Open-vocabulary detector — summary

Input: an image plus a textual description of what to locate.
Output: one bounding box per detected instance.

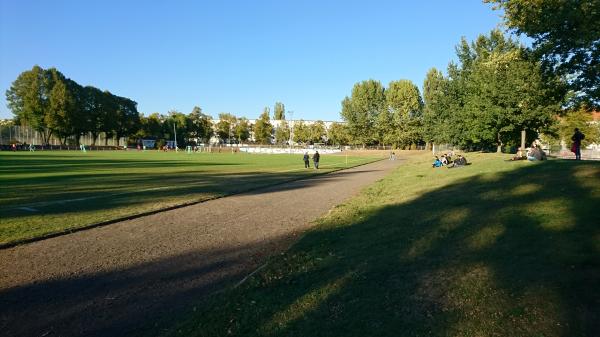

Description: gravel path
[0,159,400,337]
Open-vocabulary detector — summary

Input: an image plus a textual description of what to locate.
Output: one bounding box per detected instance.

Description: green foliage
[486,0,600,106]
[189,107,213,143]
[216,113,237,143]
[557,108,600,147]
[444,30,563,150]
[6,66,141,145]
[274,102,285,120]
[254,110,273,144]
[309,120,326,144]
[423,68,451,144]
[327,122,350,146]
[292,120,310,144]
[340,80,385,146]
[274,120,290,144]
[234,117,251,142]
[386,80,424,148]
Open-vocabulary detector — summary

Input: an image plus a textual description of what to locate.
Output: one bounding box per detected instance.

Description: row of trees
[340,0,599,150]
[135,106,350,147]
[6,66,139,146]
[341,24,598,150]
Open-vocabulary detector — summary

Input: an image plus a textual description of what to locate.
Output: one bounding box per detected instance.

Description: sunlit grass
[0,150,380,245]
[163,152,600,337]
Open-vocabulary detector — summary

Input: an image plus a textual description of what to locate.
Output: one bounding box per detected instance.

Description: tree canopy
[486,0,600,106]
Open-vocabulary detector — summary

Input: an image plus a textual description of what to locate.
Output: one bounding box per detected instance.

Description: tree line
[6,65,140,146]
[5,68,348,148]
[135,106,350,148]
[341,0,599,151]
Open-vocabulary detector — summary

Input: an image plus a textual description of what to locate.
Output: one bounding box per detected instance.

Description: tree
[113,95,140,146]
[557,108,600,148]
[216,113,237,143]
[444,30,563,151]
[253,110,273,144]
[340,79,385,146]
[274,102,285,120]
[100,91,119,145]
[235,117,251,142]
[188,106,213,143]
[274,120,290,144]
[6,66,53,143]
[423,68,451,146]
[309,120,326,144]
[327,122,350,146]
[82,86,108,145]
[486,0,600,106]
[386,80,424,148]
[46,70,78,144]
[292,120,310,144]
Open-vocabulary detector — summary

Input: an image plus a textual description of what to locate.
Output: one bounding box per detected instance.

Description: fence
[0,125,127,148]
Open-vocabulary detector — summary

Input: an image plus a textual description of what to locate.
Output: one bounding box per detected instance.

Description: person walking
[313,151,320,169]
[571,128,585,160]
[303,152,310,168]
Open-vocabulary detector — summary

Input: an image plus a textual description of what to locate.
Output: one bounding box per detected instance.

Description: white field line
[3,159,373,212]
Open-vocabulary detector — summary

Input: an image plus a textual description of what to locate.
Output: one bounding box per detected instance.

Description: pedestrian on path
[303,152,310,168]
[313,151,320,169]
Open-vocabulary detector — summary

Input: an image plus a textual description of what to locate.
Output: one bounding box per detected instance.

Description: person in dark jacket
[303,152,310,168]
[571,128,585,160]
[313,151,320,169]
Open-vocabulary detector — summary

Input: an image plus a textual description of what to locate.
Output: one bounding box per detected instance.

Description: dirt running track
[0,159,400,337]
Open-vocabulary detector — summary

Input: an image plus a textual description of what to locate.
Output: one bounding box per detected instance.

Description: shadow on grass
[169,160,600,337]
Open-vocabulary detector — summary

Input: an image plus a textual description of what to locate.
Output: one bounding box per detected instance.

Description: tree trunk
[496,133,503,153]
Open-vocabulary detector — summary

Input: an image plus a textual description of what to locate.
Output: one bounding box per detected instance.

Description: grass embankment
[165,153,600,337]
[0,151,379,245]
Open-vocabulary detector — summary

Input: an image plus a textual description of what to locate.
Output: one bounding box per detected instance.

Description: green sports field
[0,150,380,246]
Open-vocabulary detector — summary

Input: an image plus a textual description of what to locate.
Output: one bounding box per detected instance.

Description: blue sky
[0,0,505,121]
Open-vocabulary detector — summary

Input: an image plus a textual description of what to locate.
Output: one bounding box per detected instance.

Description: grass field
[163,153,600,337]
[0,150,380,245]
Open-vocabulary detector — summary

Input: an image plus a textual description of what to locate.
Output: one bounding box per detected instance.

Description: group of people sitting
[432,152,468,168]
[510,143,547,161]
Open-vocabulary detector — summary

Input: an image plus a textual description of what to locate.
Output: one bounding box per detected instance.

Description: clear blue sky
[0,0,505,121]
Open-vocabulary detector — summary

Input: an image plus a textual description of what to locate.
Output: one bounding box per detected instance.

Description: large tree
[216,113,237,143]
[45,70,78,144]
[6,66,54,143]
[309,120,326,144]
[386,80,424,148]
[235,117,251,143]
[423,68,452,146]
[292,120,310,144]
[447,30,563,151]
[327,122,350,146]
[253,110,273,144]
[340,79,385,146]
[486,0,600,106]
[188,106,213,143]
